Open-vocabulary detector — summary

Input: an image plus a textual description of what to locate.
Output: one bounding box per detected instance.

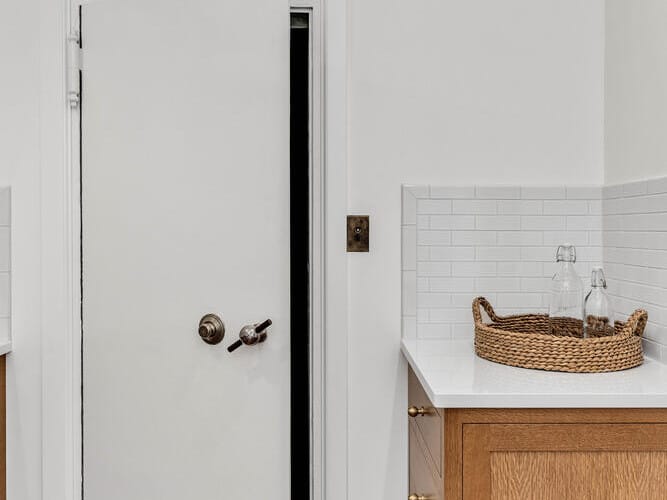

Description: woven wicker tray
[472,297,648,373]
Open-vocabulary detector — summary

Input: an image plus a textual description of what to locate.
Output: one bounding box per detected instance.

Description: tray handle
[472,296,501,325]
[618,309,648,338]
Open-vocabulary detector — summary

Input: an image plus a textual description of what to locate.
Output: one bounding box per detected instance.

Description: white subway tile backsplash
[417,199,453,214]
[451,323,474,339]
[495,293,544,309]
[452,200,497,214]
[497,231,543,246]
[417,246,429,261]
[543,200,589,215]
[451,262,497,277]
[567,186,601,200]
[429,308,472,323]
[475,277,521,292]
[430,186,475,199]
[430,246,475,261]
[430,277,475,292]
[476,215,521,230]
[646,177,667,195]
[497,261,542,277]
[643,339,662,361]
[520,277,552,292]
[497,200,543,215]
[403,179,667,363]
[418,323,450,339]
[404,185,429,199]
[521,186,566,200]
[520,246,554,262]
[602,176,667,360]
[521,215,566,230]
[417,261,451,277]
[475,186,521,199]
[430,215,475,230]
[588,200,602,215]
[403,184,601,354]
[602,184,624,199]
[402,316,417,340]
[451,292,494,307]
[542,230,589,246]
[604,231,667,250]
[0,188,10,345]
[451,231,496,246]
[588,231,603,246]
[417,293,451,308]
[418,230,451,246]
[622,180,648,197]
[566,215,602,230]
[402,188,417,225]
[477,246,522,262]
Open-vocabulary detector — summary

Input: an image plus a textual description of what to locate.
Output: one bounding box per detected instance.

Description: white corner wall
[0,0,43,498]
[0,1,610,499]
[348,1,604,498]
[605,0,667,184]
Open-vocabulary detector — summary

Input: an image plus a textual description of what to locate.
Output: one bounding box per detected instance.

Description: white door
[81,1,291,498]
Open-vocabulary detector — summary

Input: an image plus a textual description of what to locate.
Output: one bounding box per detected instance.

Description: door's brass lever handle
[408,494,429,500]
[227,319,272,352]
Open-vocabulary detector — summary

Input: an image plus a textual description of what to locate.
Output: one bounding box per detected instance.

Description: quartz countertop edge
[402,338,667,408]
[0,341,11,356]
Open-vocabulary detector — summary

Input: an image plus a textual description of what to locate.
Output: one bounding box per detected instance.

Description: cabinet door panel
[463,423,667,499]
[408,367,443,475]
[409,424,442,500]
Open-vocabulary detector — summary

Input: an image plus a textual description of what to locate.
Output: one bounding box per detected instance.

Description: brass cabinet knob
[407,406,431,418]
[408,494,428,500]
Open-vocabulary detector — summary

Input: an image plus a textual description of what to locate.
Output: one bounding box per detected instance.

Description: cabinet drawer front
[408,367,442,475]
[410,423,442,500]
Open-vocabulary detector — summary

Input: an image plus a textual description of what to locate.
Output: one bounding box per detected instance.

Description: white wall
[0,1,609,499]
[348,1,604,498]
[605,1,667,185]
[0,0,43,498]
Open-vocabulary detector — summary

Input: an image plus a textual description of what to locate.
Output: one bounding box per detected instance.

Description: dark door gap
[290,12,310,500]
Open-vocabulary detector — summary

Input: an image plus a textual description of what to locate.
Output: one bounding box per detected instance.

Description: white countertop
[402,338,667,408]
[0,341,11,356]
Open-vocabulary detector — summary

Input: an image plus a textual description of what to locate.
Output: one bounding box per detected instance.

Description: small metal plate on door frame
[347,215,369,252]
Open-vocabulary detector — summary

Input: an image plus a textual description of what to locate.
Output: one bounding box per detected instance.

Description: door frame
[40,0,349,499]
[289,3,324,498]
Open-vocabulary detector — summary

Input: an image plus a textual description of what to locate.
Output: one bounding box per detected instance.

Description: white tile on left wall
[0,187,10,345]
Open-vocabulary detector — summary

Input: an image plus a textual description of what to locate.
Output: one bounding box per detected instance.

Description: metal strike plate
[347,215,369,252]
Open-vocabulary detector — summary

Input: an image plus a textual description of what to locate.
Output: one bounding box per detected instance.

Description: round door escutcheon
[198,314,225,345]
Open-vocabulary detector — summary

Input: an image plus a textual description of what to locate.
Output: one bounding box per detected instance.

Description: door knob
[407,406,432,418]
[227,319,272,352]
[198,314,225,345]
[408,495,428,500]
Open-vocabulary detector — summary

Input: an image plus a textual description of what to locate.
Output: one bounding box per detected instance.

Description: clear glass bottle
[584,267,614,338]
[548,244,584,336]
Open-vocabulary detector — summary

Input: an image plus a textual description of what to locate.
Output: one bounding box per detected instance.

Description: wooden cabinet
[408,366,667,500]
